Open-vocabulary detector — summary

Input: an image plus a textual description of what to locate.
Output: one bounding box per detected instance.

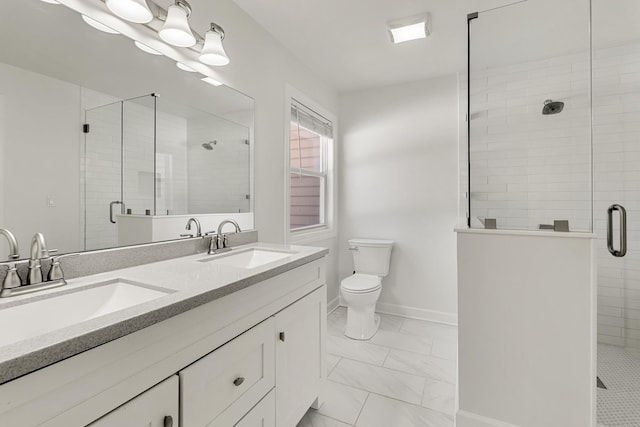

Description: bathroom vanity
[0,243,327,427]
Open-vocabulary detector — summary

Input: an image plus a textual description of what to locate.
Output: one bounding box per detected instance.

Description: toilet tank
[349,238,394,277]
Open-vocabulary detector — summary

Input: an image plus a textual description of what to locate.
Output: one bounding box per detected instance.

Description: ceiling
[233,0,640,92]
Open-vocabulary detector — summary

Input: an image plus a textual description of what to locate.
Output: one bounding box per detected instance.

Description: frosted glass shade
[199,30,229,66]
[82,15,119,34]
[106,0,153,24]
[159,5,196,47]
[176,62,196,72]
[134,41,162,55]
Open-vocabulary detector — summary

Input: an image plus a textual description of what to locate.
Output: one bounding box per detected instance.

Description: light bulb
[199,25,229,66]
[105,0,153,24]
[159,4,196,47]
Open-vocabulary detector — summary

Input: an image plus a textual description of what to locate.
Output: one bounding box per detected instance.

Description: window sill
[288,226,337,244]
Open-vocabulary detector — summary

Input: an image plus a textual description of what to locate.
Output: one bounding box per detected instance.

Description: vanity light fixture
[199,23,229,66]
[176,62,196,72]
[201,76,222,87]
[159,0,196,47]
[388,13,431,44]
[105,0,153,24]
[82,15,120,34]
[134,40,162,55]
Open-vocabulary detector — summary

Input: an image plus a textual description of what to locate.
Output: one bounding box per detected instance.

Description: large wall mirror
[0,0,254,261]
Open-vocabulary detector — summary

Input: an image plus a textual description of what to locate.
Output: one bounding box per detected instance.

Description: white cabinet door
[275,287,326,427]
[235,390,275,427]
[89,376,179,427]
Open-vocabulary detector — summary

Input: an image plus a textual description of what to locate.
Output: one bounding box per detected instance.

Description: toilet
[341,238,393,340]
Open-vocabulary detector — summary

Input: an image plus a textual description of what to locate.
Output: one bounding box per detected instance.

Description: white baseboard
[327,296,340,314]
[456,410,520,427]
[375,301,458,326]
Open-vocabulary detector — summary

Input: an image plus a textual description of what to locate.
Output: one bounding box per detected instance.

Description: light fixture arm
[210,22,225,40]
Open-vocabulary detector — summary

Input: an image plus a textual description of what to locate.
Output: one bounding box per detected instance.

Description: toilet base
[344,307,380,340]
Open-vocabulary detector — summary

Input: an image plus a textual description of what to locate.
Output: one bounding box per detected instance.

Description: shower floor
[598,343,640,427]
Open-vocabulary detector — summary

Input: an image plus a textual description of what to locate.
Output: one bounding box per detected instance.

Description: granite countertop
[0,243,328,385]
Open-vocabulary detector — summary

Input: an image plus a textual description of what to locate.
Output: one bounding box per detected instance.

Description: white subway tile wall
[468,50,591,231]
[186,115,251,214]
[463,40,640,349]
[593,42,640,350]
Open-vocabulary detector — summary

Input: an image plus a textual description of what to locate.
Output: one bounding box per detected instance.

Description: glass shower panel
[84,101,122,251]
[592,2,640,424]
[122,95,156,216]
[468,0,592,231]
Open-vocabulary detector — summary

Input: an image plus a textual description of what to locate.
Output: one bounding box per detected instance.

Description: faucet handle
[204,231,217,236]
[2,263,22,290]
[47,253,79,282]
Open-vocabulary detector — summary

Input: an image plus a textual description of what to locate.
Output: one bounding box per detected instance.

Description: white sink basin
[0,279,172,347]
[200,248,295,269]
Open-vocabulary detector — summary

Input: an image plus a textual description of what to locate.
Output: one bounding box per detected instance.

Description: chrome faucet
[182,218,202,238]
[28,233,50,285]
[0,229,20,261]
[216,219,242,250]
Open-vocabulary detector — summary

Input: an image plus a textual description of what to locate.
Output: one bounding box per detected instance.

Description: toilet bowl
[340,238,393,340]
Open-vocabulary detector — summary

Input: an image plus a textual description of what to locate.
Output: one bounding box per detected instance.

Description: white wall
[457,230,596,427]
[338,75,459,321]
[0,62,82,259]
[197,0,340,295]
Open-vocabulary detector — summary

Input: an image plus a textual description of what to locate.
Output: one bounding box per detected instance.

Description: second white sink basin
[0,279,172,347]
[200,248,295,269]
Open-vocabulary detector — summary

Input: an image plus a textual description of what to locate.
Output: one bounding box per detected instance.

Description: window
[288,98,334,236]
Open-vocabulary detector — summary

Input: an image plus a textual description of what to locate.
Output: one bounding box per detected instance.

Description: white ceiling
[233,0,640,92]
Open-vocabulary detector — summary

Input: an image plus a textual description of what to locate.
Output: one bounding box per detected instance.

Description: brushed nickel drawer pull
[233,377,245,386]
[279,331,285,342]
[164,415,173,427]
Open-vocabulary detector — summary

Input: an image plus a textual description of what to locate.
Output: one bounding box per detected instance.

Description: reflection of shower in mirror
[202,141,217,150]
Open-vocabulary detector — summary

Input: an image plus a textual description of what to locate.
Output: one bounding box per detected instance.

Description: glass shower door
[84,101,122,251]
[593,0,640,424]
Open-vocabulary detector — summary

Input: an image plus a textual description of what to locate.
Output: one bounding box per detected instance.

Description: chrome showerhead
[542,99,564,115]
[202,141,216,150]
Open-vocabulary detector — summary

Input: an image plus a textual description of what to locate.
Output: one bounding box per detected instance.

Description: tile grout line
[353,392,371,426]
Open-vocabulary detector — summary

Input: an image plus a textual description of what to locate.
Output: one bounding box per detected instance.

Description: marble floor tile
[369,328,432,355]
[329,358,425,405]
[383,349,456,383]
[327,354,341,374]
[315,380,368,424]
[430,339,457,361]
[421,379,455,415]
[327,334,390,366]
[355,393,454,427]
[378,312,405,332]
[297,411,353,427]
[401,319,457,342]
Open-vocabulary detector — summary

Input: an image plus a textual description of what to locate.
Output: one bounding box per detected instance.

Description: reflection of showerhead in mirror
[542,99,564,115]
[202,141,217,150]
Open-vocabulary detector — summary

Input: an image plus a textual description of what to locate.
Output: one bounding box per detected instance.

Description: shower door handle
[109,201,125,224]
[607,204,627,257]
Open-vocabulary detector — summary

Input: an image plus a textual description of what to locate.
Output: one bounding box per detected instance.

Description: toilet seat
[341,274,381,293]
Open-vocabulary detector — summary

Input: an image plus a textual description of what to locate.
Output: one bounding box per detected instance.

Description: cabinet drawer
[180,318,275,426]
[88,376,178,427]
[235,390,275,427]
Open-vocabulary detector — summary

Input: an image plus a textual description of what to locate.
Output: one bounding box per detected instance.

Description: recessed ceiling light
[388,13,431,44]
[201,77,222,87]
[176,62,196,72]
[81,15,120,34]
